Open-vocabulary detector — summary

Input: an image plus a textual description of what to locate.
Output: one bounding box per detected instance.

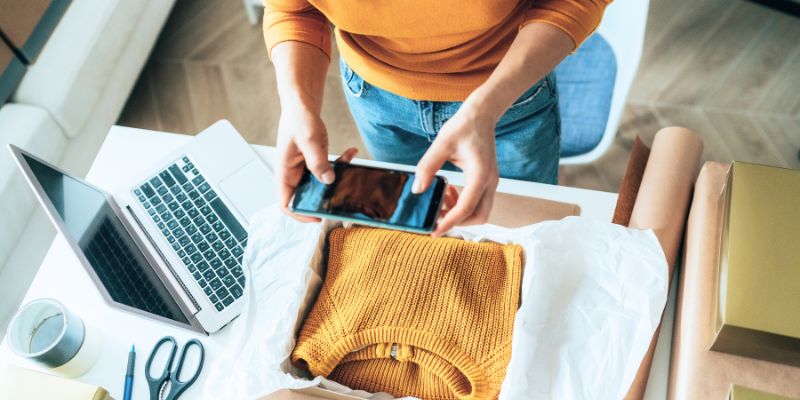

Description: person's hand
[275,106,357,222]
[413,100,499,237]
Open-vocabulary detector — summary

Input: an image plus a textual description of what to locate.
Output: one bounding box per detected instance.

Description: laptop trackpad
[218,161,276,222]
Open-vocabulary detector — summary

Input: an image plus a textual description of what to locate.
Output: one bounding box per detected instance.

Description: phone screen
[290,162,446,232]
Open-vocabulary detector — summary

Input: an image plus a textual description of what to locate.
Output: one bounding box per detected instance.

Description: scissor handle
[164,339,205,400]
[145,336,178,383]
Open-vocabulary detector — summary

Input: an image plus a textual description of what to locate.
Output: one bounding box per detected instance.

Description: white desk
[0,125,673,399]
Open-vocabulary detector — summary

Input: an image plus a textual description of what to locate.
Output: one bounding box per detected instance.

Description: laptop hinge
[126,206,202,314]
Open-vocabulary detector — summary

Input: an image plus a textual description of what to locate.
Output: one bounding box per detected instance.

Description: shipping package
[201,206,669,399]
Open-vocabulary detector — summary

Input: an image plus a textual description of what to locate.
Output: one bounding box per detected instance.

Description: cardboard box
[728,385,795,400]
[0,37,25,104]
[0,0,71,63]
[711,162,800,367]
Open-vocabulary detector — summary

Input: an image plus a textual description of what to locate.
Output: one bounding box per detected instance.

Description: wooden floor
[118,0,800,193]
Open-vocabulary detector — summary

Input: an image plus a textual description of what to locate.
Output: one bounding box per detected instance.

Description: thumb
[413,140,449,194]
[296,137,334,185]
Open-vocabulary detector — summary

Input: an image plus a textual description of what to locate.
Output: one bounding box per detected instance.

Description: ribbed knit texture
[291,227,523,400]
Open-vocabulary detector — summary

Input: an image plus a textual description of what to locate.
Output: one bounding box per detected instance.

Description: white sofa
[0,0,175,331]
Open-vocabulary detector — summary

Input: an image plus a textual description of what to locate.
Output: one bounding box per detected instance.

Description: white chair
[558,0,649,165]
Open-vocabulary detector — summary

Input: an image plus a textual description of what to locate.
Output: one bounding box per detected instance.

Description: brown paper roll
[624,127,704,399]
[668,162,800,399]
[613,136,651,227]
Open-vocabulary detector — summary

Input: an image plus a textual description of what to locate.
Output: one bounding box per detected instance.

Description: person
[263,0,610,236]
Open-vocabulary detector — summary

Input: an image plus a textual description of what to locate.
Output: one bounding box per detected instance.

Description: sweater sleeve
[522,0,612,48]
[262,0,332,60]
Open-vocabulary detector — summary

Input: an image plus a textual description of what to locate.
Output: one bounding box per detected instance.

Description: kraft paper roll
[668,162,800,399]
[613,136,651,226]
[624,127,704,400]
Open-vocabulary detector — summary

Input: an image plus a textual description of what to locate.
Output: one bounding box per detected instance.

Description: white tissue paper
[202,206,668,400]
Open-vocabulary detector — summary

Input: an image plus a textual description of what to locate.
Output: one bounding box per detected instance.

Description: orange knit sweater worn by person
[263,1,611,237]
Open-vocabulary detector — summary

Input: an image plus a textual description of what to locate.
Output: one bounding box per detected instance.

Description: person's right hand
[275,107,358,222]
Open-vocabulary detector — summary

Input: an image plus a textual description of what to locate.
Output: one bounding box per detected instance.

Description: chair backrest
[560,0,649,165]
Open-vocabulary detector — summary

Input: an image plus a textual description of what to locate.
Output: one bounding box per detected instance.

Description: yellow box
[711,161,800,367]
[729,385,796,400]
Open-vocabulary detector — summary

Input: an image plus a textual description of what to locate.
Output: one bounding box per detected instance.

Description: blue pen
[124,344,135,400]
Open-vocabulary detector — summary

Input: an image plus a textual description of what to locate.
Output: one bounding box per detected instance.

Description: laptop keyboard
[132,155,247,312]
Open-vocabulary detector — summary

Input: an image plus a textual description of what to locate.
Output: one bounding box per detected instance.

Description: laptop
[8,120,276,334]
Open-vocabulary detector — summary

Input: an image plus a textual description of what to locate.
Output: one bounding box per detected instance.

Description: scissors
[145,336,205,400]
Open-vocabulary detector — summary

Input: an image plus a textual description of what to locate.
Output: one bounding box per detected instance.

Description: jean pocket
[340,58,367,98]
[507,78,548,112]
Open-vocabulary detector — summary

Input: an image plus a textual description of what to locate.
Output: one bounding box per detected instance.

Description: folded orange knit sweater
[292,227,523,400]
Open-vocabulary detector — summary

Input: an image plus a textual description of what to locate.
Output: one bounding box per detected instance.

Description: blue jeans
[340,59,561,184]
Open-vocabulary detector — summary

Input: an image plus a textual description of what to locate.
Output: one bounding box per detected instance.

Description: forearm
[271,41,330,115]
[467,22,574,121]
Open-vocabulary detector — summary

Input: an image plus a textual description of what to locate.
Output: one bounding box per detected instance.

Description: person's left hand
[412,100,499,237]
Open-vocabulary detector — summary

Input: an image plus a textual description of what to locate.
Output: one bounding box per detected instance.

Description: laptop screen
[22,153,189,325]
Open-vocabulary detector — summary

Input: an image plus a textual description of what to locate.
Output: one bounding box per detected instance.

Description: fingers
[413,140,450,194]
[295,134,335,185]
[432,172,496,237]
[334,147,358,164]
[438,185,460,218]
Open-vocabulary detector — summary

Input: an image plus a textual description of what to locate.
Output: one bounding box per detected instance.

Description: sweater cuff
[522,1,610,48]
[263,15,332,60]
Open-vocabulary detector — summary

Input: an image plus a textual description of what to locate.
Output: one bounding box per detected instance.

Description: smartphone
[290,162,447,234]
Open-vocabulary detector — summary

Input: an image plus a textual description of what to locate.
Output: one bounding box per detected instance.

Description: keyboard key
[215,303,224,311]
[199,279,208,288]
[157,185,168,195]
[182,156,190,163]
[168,202,180,211]
[209,294,218,304]
[219,249,231,260]
[150,177,163,188]
[159,171,176,187]
[176,193,187,203]
[191,252,203,263]
[232,246,244,257]
[141,183,156,198]
[197,261,209,272]
[151,196,162,205]
[178,250,186,257]
[206,232,218,242]
[188,265,196,273]
[198,242,210,252]
[179,236,190,246]
[156,204,167,214]
[167,236,176,244]
[181,200,193,210]
[179,217,191,228]
[210,279,222,290]
[210,258,223,269]
[163,194,174,204]
[147,208,157,216]
[200,206,212,215]
[217,287,230,299]
[174,228,185,237]
[195,198,206,207]
[222,275,236,288]
[224,236,235,248]
[185,244,197,254]
[142,201,151,209]
[153,215,161,223]
[191,168,199,175]
[138,195,147,202]
[203,249,215,260]
[212,221,224,232]
[182,256,191,265]
[188,191,200,200]
[183,165,191,172]
[172,242,181,251]
[167,220,178,230]
[193,216,205,226]
[191,232,203,244]
[174,209,185,219]
[188,208,199,218]
[182,182,193,192]
[134,188,142,196]
[212,241,224,251]
[198,182,211,193]
[200,224,212,235]
[203,287,213,296]
[210,198,248,241]
[203,270,215,281]
[231,285,243,299]
[237,276,245,286]
[232,266,243,277]
[192,175,205,186]
[170,185,181,195]
[168,164,188,184]
[203,191,216,202]
[186,225,197,235]
[157,222,166,230]
[193,271,202,281]
[222,296,234,306]
[224,258,237,268]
